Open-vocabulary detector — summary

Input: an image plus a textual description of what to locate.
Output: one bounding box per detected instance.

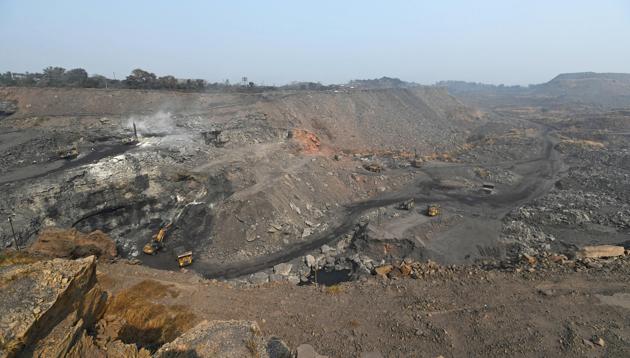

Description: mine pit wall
[1,155,173,254]
[1,86,478,154]
[0,86,479,265]
[260,87,478,152]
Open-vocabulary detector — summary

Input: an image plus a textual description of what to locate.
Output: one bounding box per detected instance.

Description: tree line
[0,67,337,93]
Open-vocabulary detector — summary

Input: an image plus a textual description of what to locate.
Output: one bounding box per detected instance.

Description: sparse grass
[325,284,345,295]
[245,338,260,358]
[104,280,197,351]
[250,323,262,337]
[0,251,40,268]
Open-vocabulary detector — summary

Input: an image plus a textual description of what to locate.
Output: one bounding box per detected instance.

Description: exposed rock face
[66,331,151,358]
[0,256,106,357]
[0,255,167,357]
[266,337,292,358]
[28,227,117,260]
[154,320,269,358]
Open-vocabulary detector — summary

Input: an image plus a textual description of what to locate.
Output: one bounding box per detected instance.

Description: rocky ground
[2,251,630,357]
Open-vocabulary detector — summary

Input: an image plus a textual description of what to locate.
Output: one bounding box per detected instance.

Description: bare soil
[99,259,630,357]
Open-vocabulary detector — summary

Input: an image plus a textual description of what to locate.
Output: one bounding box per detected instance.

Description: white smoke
[124,111,201,151]
[125,111,177,136]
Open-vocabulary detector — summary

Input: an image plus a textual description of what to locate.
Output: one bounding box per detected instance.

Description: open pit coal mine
[1,85,630,357]
[1,86,629,281]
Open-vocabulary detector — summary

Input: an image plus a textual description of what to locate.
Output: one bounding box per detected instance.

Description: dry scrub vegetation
[104,280,198,350]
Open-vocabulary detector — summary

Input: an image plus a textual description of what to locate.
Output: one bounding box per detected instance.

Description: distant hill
[347,77,419,89]
[438,72,630,109]
[435,81,524,95]
[531,72,630,107]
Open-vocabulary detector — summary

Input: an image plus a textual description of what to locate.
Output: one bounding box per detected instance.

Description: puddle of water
[300,269,353,286]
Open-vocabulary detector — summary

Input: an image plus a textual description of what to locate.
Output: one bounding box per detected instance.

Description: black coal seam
[71,205,129,227]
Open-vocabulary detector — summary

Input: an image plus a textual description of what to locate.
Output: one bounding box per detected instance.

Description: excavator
[58,143,79,160]
[143,223,172,255]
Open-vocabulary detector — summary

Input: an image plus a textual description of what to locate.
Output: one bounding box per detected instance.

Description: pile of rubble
[510,190,630,230]
[366,244,630,282]
[27,227,117,260]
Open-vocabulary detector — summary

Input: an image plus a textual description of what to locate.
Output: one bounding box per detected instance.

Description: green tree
[157,75,177,89]
[63,68,88,87]
[124,69,156,89]
[41,66,66,86]
[0,72,17,86]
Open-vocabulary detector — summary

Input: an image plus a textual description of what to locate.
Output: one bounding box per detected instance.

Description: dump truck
[143,223,172,255]
[426,204,440,217]
[176,249,193,268]
[363,163,383,173]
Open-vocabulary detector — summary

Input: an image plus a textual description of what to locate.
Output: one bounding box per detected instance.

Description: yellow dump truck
[426,204,440,217]
[176,251,193,267]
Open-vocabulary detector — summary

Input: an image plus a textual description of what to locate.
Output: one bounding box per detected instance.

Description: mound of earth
[28,227,117,260]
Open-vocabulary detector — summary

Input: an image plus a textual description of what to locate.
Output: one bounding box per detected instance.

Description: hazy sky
[1,1,629,85]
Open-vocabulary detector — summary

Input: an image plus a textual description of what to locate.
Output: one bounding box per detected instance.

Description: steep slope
[0,86,477,152]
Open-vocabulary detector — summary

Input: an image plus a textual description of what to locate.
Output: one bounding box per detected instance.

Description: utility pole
[7,215,19,251]
[133,121,138,141]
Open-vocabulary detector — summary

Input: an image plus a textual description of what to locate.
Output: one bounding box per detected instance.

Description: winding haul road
[197,122,565,278]
[0,120,564,279]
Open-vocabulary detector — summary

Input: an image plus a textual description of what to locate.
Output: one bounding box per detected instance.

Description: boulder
[305,255,316,268]
[267,336,292,358]
[249,272,270,285]
[320,245,333,254]
[374,264,393,277]
[269,274,286,282]
[273,263,293,276]
[577,245,625,259]
[154,320,269,358]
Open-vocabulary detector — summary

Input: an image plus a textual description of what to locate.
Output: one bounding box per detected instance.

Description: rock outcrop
[154,320,269,358]
[28,227,117,260]
[0,256,106,357]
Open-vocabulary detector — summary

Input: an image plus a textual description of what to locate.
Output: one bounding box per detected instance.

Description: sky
[1,1,629,85]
